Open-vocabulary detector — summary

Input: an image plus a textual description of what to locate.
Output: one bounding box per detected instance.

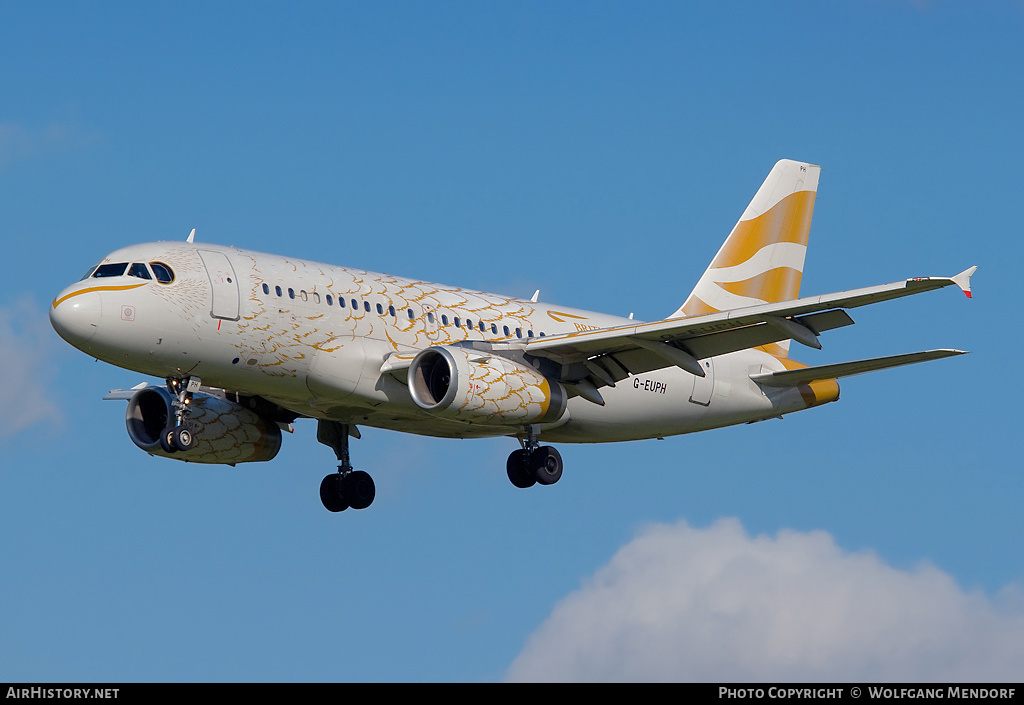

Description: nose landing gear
[159,376,199,453]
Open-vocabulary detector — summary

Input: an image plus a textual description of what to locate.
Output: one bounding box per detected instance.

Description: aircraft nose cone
[50,290,102,347]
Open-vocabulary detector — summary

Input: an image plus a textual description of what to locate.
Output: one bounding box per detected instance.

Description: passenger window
[149,262,174,284]
[454,317,461,328]
[275,285,283,297]
[289,288,296,299]
[503,325,509,337]
[363,301,370,312]
[491,323,498,334]
[326,295,333,306]
[128,263,152,280]
[376,303,383,314]
[466,319,472,329]
[441,315,448,326]
[262,283,270,295]
[479,322,485,332]
[351,299,358,310]
[516,328,522,338]
[389,305,396,317]
[339,297,346,308]
[528,330,534,338]
[407,309,414,320]
[93,263,128,278]
[427,312,435,324]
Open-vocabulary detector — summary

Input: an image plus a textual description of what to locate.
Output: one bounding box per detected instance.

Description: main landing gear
[317,420,375,512]
[159,376,199,453]
[506,425,563,489]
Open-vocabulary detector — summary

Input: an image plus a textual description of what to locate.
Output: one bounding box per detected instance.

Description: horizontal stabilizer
[750,349,967,387]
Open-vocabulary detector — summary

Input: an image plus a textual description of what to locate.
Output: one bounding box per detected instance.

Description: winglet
[951,266,977,298]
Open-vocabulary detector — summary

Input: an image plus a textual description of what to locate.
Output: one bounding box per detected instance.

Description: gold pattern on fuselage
[117,243,623,406]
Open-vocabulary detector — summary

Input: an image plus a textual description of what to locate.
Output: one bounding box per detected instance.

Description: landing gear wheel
[532,446,563,486]
[320,474,348,512]
[507,449,536,488]
[343,470,375,510]
[171,425,194,452]
[159,427,178,454]
[163,376,199,452]
[316,421,376,512]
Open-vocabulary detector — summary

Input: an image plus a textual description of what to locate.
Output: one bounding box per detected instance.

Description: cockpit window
[92,263,129,278]
[128,263,152,280]
[150,262,174,284]
[80,263,101,281]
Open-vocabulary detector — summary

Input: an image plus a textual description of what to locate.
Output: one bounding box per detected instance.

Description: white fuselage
[50,240,814,443]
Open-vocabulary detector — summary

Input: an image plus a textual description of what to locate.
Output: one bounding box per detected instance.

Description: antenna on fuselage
[186,228,196,244]
[531,290,540,302]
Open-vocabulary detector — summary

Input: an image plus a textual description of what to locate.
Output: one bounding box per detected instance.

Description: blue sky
[2,2,1022,682]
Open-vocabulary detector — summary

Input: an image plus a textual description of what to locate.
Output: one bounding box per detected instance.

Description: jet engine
[125,387,283,463]
[408,345,566,425]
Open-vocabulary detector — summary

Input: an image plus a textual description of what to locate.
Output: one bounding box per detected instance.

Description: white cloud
[0,121,97,173]
[0,299,63,436]
[506,518,1024,682]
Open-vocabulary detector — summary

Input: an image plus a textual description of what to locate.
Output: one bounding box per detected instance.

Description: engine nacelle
[408,346,567,425]
[125,387,282,464]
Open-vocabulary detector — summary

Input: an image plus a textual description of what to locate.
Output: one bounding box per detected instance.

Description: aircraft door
[422,304,440,342]
[689,358,714,405]
[198,250,240,321]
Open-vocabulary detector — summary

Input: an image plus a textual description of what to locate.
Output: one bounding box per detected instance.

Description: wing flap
[750,349,967,387]
[685,309,855,360]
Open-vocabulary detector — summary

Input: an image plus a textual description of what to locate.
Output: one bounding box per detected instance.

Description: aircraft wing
[495,267,976,382]
[102,382,150,400]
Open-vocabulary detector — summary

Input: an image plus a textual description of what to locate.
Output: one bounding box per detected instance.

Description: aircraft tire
[159,427,177,454]
[171,425,194,452]
[532,446,563,486]
[320,474,348,512]
[343,470,375,510]
[507,449,536,488]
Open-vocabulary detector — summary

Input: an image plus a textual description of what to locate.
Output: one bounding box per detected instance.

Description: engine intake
[408,346,566,425]
[125,387,282,464]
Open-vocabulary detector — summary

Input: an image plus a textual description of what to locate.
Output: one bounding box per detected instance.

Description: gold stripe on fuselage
[52,282,148,308]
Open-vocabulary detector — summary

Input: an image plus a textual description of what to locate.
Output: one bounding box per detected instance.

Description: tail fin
[672,159,821,330]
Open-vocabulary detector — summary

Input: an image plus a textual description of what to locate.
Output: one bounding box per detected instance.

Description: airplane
[49,159,975,512]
